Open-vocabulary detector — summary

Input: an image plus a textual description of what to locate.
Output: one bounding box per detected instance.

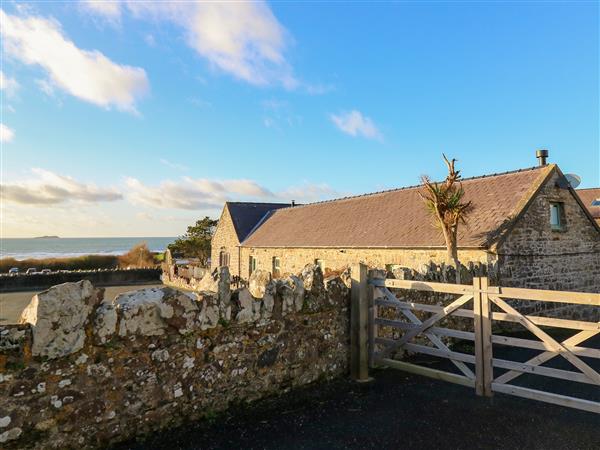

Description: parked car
[8,267,19,276]
[40,269,52,274]
[25,268,38,275]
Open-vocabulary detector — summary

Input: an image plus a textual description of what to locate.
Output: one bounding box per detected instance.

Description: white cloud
[0,123,15,142]
[0,71,19,97]
[144,34,156,47]
[81,0,122,18]
[0,9,149,113]
[115,1,296,88]
[278,182,341,203]
[78,1,333,92]
[330,110,383,141]
[35,78,55,96]
[1,168,122,205]
[261,98,301,129]
[125,176,340,210]
[159,158,189,172]
[79,0,122,26]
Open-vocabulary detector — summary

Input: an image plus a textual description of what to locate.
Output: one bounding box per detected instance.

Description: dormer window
[550,202,565,231]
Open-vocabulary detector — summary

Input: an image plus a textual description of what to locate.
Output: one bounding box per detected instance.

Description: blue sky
[1,1,598,237]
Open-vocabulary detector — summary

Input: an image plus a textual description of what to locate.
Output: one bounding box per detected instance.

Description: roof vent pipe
[291,200,296,207]
[536,149,549,166]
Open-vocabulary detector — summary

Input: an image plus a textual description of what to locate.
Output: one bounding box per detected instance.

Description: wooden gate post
[473,276,484,396]
[351,263,369,381]
[480,276,494,397]
[473,276,494,397]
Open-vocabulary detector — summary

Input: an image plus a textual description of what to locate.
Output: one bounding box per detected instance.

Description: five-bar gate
[350,263,600,414]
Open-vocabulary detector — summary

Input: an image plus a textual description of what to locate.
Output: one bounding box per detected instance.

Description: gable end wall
[210,205,241,276]
[497,170,600,293]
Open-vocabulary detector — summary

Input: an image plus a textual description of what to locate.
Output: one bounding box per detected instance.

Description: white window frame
[550,202,564,231]
[272,256,281,274]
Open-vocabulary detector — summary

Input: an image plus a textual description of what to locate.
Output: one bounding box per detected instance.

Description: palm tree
[420,155,472,282]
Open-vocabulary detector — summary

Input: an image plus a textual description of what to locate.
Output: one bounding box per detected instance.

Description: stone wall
[239,247,494,281]
[0,268,161,293]
[210,205,241,277]
[0,265,350,449]
[496,170,600,293]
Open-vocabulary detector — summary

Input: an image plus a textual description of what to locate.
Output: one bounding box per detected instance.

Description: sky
[0,0,598,238]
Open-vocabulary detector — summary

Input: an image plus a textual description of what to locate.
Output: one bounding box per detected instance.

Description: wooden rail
[351,263,600,414]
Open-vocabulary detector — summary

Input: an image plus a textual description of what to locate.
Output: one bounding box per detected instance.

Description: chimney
[291,200,296,207]
[536,149,549,166]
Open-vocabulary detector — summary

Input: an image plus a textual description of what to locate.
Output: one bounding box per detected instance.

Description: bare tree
[420,154,472,281]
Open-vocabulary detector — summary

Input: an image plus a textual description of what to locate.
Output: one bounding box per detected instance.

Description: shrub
[118,242,156,268]
[0,255,119,273]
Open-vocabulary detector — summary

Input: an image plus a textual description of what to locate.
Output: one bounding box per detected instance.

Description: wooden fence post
[480,276,494,397]
[368,276,376,369]
[473,276,494,397]
[351,263,369,381]
[473,276,484,396]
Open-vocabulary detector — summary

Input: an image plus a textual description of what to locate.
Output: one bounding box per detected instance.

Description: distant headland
[33,236,60,239]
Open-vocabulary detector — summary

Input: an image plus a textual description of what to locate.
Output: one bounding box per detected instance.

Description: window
[592,198,600,207]
[219,250,230,267]
[249,256,257,276]
[550,202,565,230]
[272,257,281,277]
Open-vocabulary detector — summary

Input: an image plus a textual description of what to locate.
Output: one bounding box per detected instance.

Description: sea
[0,237,177,260]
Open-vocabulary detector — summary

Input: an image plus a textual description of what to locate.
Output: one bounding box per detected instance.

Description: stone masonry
[497,170,600,292]
[0,265,350,449]
[210,205,242,279]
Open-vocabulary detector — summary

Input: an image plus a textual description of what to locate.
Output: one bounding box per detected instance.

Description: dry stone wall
[0,265,350,449]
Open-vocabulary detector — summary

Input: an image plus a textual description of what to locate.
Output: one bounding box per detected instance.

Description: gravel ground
[114,357,599,450]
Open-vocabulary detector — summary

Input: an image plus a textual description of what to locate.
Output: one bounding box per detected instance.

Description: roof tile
[241,166,549,248]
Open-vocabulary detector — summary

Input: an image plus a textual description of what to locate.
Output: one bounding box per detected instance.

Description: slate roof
[226,202,291,242]
[241,165,553,249]
[576,188,600,223]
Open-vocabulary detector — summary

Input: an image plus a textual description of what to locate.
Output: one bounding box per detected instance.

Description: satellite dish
[565,173,581,188]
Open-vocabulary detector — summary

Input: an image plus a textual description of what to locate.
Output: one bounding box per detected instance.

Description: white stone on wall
[19,280,102,359]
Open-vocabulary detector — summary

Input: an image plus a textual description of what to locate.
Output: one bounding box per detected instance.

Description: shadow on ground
[113,364,599,450]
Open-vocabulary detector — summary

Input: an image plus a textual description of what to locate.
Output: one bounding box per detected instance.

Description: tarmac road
[0,284,163,324]
[114,335,600,450]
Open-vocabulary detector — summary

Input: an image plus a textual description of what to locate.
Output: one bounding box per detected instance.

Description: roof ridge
[576,187,600,191]
[227,201,292,206]
[271,165,544,212]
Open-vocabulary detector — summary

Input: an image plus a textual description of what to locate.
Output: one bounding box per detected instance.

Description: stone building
[210,202,291,279]
[211,163,600,292]
[577,187,600,226]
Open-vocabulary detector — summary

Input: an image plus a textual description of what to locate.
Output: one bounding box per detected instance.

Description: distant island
[33,236,60,239]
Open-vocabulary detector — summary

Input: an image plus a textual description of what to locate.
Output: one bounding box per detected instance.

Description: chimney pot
[291,200,296,207]
[536,149,549,166]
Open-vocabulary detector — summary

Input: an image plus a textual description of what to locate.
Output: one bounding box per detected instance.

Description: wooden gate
[350,263,600,414]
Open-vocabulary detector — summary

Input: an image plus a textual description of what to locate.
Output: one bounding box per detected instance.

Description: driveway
[113,364,599,450]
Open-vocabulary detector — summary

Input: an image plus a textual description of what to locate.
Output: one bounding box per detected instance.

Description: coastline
[0,236,175,261]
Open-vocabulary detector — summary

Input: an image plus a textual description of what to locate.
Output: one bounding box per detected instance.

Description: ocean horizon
[0,237,177,260]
